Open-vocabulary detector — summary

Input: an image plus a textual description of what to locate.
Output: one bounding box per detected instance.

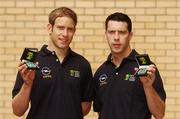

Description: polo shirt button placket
[115,72,118,75]
[51,51,59,62]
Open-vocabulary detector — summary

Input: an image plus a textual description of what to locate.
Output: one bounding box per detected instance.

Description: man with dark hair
[12,7,93,119]
[93,12,166,119]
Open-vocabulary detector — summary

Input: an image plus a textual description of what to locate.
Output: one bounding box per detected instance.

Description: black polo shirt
[12,45,93,119]
[93,49,166,119]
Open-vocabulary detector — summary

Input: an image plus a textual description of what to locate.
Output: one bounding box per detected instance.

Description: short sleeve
[80,61,94,102]
[12,72,24,98]
[153,68,166,102]
[93,72,101,112]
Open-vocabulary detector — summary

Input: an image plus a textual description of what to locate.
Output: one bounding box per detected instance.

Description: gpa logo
[99,74,108,86]
[124,74,135,82]
[41,67,52,79]
[70,69,80,78]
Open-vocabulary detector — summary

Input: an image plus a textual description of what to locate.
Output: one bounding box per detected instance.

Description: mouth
[58,38,68,42]
[113,44,121,48]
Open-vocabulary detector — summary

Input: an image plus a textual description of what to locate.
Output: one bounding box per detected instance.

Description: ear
[47,24,52,34]
[105,30,107,40]
[74,27,76,33]
[129,31,133,41]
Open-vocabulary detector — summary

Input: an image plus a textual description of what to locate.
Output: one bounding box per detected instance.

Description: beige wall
[0,0,180,119]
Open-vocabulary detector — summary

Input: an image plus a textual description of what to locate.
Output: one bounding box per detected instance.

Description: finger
[148,65,156,72]
[147,71,155,81]
[18,62,24,67]
[25,70,36,82]
[25,69,32,77]
[134,67,138,71]
[35,62,39,65]
[149,64,155,67]
[18,63,27,72]
[19,64,29,77]
[147,65,156,74]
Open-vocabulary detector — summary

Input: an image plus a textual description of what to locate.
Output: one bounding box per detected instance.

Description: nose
[114,31,119,41]
[62,29,68,37]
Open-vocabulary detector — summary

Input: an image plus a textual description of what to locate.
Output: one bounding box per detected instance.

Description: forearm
[12,83,32,116]
[144,86,165,119]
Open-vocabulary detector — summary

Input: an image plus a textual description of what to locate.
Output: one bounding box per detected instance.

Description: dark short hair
[105,12,132,32]
[48,7,77,26]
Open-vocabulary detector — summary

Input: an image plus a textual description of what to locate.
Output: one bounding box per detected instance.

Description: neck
[112,47,132,67]
[47,41,69,62]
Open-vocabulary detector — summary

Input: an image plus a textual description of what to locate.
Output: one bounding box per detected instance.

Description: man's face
[105,20,132,55]
[48,16,76,50]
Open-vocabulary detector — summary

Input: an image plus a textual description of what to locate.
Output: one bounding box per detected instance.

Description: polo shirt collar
[40,45,75,57]
[41,45,51,56]
[127,49,139,60]
[106,49,138,63]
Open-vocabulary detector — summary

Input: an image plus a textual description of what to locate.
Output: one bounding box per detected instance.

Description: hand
[139,64,156,88]
[18,61,36,87]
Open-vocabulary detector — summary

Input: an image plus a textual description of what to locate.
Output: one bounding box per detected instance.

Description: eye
[57,26,65,30]
[108,30,115,34]
[68,27,75,33]
[119,31,127,34]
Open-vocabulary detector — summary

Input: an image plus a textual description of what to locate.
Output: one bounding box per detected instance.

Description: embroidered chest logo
[99,74,108,86]
[70,69,80,78]
[124,74,135,82]
[41,67,52,79]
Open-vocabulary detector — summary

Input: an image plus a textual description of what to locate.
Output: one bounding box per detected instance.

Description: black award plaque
[20,48,39,70]
[134,54,151,77]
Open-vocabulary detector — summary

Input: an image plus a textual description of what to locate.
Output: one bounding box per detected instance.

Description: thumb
[134,67,139,71]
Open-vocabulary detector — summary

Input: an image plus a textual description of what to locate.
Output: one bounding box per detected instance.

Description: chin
[59,45,69,49]
[113,50,124,54]
[112,48,121,53]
